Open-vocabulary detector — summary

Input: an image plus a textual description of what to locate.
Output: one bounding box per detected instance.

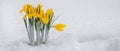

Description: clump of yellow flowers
[20,3,66,46]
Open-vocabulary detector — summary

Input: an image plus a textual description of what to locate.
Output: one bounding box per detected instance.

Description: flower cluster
[20,4,66,46]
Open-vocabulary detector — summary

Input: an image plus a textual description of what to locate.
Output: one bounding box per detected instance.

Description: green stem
[24,20,31,45]
[45,28,49,44]
[29,19,35,46]
[36,22,41,45]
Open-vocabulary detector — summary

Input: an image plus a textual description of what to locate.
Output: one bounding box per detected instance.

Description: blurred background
[0,0,120,43]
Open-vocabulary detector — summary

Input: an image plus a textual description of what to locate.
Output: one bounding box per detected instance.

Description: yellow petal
[20,4,31,14]
[41,15,49,25]
[27,14,33,19]
[20,9,23,13]
[28,5,34,14]
[46,8,53,17]
[40,9,44,18]
[53,24,66,32]
[37,4,42,10]
[36,4,42,14]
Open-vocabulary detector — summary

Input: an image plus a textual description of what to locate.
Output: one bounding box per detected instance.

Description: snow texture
[0,0,120,51]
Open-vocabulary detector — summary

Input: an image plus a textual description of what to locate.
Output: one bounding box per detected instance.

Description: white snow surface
[0,0,120,51]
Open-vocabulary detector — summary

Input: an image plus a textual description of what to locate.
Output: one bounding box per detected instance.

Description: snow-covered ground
[0,0,120,51]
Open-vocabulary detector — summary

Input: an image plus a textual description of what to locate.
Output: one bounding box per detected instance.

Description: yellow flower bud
[20,4,31,14]
[53,24,66,32]
[28,5,34,14]
[40,9,44,18]
[41,15,49,25]
[36,4,42,14]
[46,8,53,17]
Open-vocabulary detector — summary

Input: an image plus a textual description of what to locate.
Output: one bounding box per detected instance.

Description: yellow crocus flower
[46,8,53,17]
[33,4,42,19]
[36,4,42,14]
[28,5,34,14]
[41,15,49,25]
[20,4,34,19]
[20,4,31,13]
[53,24,66,32]
[40,9,44,18]
[33,8,38,18]
[37,4,42,9]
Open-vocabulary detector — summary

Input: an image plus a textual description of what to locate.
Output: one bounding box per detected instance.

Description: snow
[0,0,120,51]
[1,33,120,51]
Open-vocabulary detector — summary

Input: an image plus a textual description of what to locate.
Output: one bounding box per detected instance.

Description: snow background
[0,0,120,51]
